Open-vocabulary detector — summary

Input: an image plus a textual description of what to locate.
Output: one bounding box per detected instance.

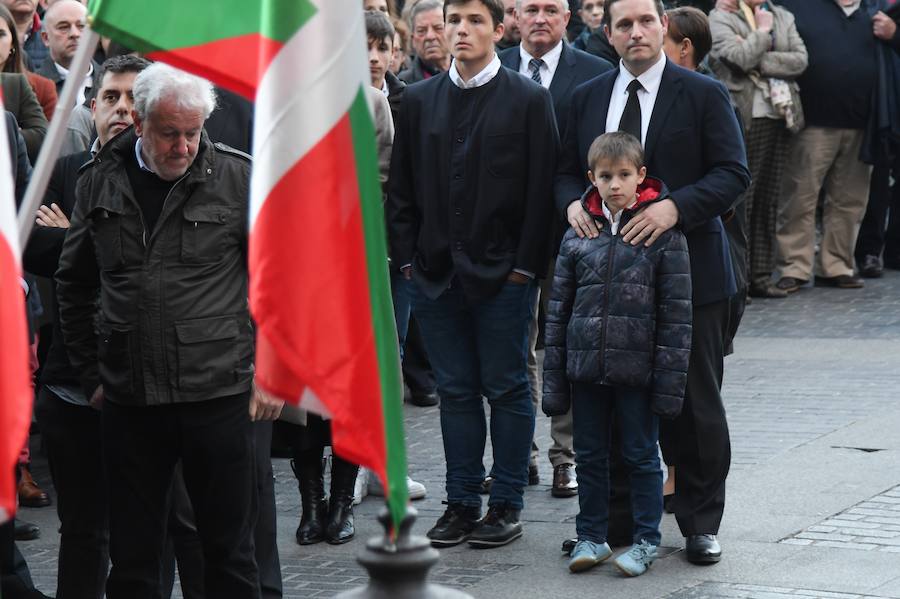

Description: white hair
[515,0,570,11]
[132,62,217,123]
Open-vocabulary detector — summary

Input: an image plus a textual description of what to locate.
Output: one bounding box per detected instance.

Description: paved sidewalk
[16,272,900,598]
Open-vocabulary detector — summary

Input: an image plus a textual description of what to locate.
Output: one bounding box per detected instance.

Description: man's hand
[873,11,897,41]
[249,383,285,422]
[401,265,412,280]
[89,385,104,411]
[35,203,70,229]
[755,6,774,33]
[566,200,601,239]
[620,199,679,247]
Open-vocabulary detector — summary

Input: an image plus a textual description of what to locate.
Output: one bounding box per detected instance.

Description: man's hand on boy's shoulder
[566,200,602,239]
[621,199,680,247]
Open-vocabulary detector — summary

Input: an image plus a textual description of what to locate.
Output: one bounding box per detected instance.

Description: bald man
[35,0,99,106]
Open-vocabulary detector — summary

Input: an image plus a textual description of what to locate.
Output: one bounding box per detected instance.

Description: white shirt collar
[90,137,101,156]
[54,60,93,80]
[449,53,502,89]
[519,40,564,83]
[134,138,154,173]
[380,77,390,97]
[618,52,666,99]
[601,197,637,236]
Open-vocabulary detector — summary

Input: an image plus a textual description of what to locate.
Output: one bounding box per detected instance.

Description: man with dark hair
[388,0,559,550]
[399,0,451,83]
[497,0,521,50]
[556,0,749,564]
[499,0,613,501]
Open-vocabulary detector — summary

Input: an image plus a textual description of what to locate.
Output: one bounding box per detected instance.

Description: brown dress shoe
[774,277,806,293]
[18,467,51,508]
[814,274,864,288]
[551,464,578,498]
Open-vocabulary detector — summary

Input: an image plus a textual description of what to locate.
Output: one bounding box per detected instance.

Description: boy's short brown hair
[443,0,505,28]
[587,132,645,172]
[366,9,396,44]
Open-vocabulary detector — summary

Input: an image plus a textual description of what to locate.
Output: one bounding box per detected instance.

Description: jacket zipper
[599,231,617,382]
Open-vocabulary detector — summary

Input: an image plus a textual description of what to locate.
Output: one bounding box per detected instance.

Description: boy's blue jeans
[572,382,663,546]
[410,279,537,510]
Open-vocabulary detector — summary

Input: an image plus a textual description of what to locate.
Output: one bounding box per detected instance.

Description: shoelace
[628,540,655,561]
[480,505,508,526]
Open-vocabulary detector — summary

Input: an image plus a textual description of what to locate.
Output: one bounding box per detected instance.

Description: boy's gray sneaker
[568,539,613,572]
[613,540,658,577]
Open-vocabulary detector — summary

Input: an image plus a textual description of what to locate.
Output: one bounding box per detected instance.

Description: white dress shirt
[601,198,638,236]
[448,53,502,89]
[518,40,564,89]
[55,61,94,108]
[605,53,667,146]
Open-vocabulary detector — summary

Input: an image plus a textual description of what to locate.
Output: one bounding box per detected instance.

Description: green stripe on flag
[88,0,316,49]
[348,88,409,533]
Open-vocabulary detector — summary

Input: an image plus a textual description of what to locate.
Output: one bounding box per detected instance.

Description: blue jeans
[410,280,537,510]
[572,382,662,545]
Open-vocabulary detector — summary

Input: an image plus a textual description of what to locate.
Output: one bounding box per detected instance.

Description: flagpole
[16,27,100,245]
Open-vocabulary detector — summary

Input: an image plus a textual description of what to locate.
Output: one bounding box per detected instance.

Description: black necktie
[529,58,544,86]
[618,79,644,142]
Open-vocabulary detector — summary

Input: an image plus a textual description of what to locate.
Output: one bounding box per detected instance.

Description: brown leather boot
[18,466,51,508]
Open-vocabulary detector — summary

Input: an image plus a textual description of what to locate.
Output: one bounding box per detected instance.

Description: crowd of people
[2,0,898,597]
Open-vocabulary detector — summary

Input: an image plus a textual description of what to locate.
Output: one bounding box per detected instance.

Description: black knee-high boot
[326,456,358,544]
[291,450,328,545]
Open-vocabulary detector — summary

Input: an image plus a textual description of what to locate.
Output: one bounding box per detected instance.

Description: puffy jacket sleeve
[55,175,101,397]
[650,231,692,418]
[542,233,577,416]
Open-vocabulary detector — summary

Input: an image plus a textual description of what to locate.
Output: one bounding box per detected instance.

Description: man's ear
[132,110,143,136]
[41,29,49,48]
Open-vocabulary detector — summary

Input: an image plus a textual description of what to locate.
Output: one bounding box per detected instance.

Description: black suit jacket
[555,59,750,306]
[499,42,614,134]
[388,67,559,302]
[6,111,31,207]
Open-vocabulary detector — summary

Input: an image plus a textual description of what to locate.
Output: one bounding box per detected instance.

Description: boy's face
[588,158,647,213]
[445,1,504,64]
[368,34,393,88]
[579,0,604,31]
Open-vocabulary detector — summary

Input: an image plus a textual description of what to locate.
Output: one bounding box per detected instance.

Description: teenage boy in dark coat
[388,0,559,549]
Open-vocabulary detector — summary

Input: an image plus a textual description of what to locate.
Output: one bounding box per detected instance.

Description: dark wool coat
[542,179,692,419]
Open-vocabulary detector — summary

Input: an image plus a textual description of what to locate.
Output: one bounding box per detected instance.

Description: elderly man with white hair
[56,62,282,599]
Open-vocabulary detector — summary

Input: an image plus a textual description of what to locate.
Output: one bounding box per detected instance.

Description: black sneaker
[427,502,481,547]
[467,503,523,548]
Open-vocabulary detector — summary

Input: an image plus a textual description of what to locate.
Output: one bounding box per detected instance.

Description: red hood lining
[583,177,665,218]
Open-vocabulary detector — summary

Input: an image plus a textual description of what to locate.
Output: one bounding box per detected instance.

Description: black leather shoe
[551,464,578,498]
[427,502,481,547]
[858,255,883,278]
[562,537,578,555]
[468,503,523,548]
[14,519,40,541]
[686,534,722,564]
[748,282,789,298]
[291,457,327,545]
[408,391,440,407]
[325,457,358,544]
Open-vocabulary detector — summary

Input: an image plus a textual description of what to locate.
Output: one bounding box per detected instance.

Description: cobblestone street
[16,273,900,598]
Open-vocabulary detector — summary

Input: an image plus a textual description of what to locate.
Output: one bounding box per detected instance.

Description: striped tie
[529,58,544,85]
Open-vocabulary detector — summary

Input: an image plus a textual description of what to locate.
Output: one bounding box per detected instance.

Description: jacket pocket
[174,315,239,390]
[181,206,230,264]
[89,206,125,271]
[486,133,524,178]
[97,327,134,395]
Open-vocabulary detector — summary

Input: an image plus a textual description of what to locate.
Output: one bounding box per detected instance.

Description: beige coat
[708,4,808,132]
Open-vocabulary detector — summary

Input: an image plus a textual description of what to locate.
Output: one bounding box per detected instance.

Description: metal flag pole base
[336,505,474,599]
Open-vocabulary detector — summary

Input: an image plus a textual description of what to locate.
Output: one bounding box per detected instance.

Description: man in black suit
[555,0,749,564]
[36,0,100,107]
[499,0,612,500]
[388,0,558,550]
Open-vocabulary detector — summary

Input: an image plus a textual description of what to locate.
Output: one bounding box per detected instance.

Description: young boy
[542,132,692,576]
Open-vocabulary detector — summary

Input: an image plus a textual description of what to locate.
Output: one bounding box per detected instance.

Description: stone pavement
[15,272,900,598]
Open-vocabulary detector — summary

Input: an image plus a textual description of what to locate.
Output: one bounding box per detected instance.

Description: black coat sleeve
[54,176,101,397]
[668,81,751,231]
[386,90,418,269]
[516,86,559,276]
[650,231,693,418]
[553,88,589,220]
[23,158,69,276]
[542,233,577,416]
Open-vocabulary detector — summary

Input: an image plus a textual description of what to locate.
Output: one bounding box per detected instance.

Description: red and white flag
[0,98,33,523]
